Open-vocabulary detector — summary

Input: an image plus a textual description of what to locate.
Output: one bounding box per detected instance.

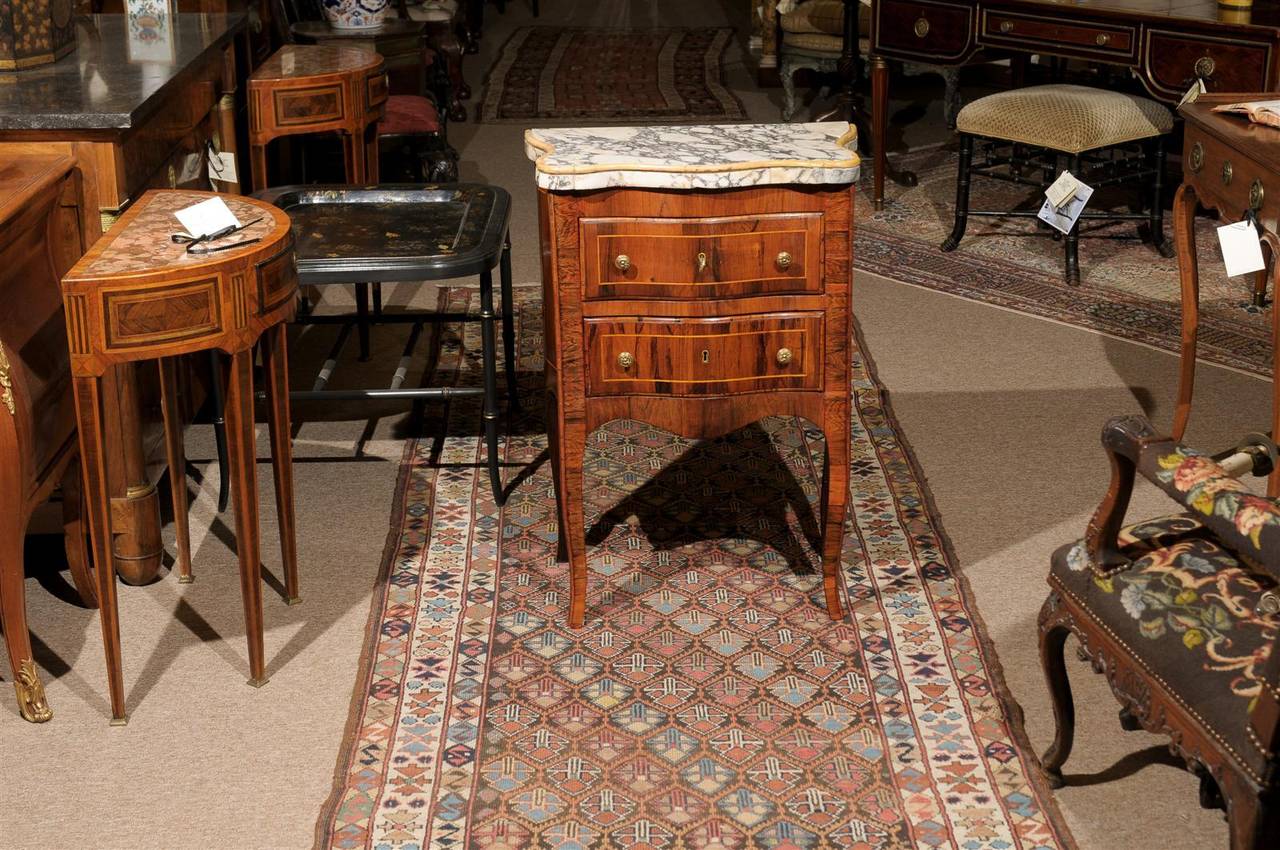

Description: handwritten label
[1217,219,1266,278]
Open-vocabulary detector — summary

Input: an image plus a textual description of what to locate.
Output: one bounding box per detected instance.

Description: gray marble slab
[0,14,245,133]
[525,122,860,191]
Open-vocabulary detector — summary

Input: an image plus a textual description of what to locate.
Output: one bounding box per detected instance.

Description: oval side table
[61,190,300,724]
[248,44,388,189]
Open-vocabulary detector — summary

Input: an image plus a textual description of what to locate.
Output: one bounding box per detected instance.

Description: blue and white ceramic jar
[321,0,388,30]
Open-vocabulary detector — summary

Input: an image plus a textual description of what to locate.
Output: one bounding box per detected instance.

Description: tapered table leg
[159,358,192,583]
[820,410,849,621]
[1172,183,1200,441]
[74,373,128,724]
[223,349,268,687]
[262,324,300,603]
[557,418,588,628]
[871,55,888,212]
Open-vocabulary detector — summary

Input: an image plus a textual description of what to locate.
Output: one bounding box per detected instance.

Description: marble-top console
[524,122,860,191]
[0,14,245,132]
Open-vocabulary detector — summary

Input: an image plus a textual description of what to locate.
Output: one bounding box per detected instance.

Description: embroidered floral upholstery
[1050,515,1280,775]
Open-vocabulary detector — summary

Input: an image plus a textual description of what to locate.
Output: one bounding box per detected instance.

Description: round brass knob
[1194,55,1216,79]
[1189,141,1204,173]
[617,351,635,369]
[776,251,793,270]
[614,254,631,272]
[776,347,793,366]
[1222,160,1233,186]
[1251,178,1266,211]
[999,20,1014,33]
[1095,32,1110,46]
[914,17,929,37]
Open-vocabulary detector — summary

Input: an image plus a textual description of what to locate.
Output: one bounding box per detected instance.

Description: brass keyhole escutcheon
[1194,55,1216,79]
[776,251,793,270]
[1189,142,1204,173]
[1095,32,1110,46]
[617,351,635,369]
[167,164,177,188]
[614,254,631,272]
[1222,160,1233,186]
[776,347,793,366]
[914,17,930,37]
[701,349,710,364]
[999,19,1014,33]
[696,251,708,273]
[1251,179,1266,211]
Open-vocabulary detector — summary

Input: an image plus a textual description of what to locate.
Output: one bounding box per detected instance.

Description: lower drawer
[586,313,822,397]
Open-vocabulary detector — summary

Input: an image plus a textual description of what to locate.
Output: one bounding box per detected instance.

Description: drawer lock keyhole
[701,349,710,364]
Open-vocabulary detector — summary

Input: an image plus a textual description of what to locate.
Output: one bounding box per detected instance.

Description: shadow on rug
[478,26,746,123]
[858,146,1271,377]
[315,286,1074,849]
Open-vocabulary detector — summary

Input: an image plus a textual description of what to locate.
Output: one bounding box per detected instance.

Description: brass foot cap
[247,677,270,688]
[177,575,195,584]
[110,716,129,727]
[285,596,303,606]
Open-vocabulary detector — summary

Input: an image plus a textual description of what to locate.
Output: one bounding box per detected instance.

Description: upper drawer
[874,0,974,61]
[582,213,822,300]
[1143,30,1274,100]
[981,11,1136,61]
[586,313,822,397]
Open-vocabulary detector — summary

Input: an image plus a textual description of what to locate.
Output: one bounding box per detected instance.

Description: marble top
[0,14,245,133]
[524,123,860,191]
[251,44,383,83]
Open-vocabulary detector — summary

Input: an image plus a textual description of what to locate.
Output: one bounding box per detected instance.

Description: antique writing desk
[868,0,1280,208]
[527,123,860,629]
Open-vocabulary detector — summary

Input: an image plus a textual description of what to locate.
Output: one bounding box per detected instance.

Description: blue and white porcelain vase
[321,0,387,30]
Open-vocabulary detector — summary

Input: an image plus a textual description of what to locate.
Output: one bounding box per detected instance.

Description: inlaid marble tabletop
[524,122,860,191]
[250,44,382,82]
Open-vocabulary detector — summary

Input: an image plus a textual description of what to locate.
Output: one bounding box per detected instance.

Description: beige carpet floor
[0,1,1267,848]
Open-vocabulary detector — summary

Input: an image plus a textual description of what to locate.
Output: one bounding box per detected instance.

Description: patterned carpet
[858,146,1272,377]
[316,286,1072,849]
[478,27,746,123]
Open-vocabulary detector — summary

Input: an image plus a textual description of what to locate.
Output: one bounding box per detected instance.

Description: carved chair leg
[940,134,973,252]
[1117,706,1141,731]
[1038,598,1076,788]
[1196,766,1225,811]
[781,57,801,122]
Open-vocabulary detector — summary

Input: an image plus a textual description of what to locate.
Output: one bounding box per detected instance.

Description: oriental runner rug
[316,286,1074,849]
[858,146,1272,378]
[478,27,746,123]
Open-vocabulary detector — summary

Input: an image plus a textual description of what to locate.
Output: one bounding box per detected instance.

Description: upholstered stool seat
[379,94,442,135]
[1050,516,1278,779]
[956,84,1174,155]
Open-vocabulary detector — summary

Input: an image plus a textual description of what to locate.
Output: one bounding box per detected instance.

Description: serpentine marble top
[524,122,860,191]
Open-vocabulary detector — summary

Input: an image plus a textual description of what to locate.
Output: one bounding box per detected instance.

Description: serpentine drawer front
[586,313,822,397]
[582,213,822,299]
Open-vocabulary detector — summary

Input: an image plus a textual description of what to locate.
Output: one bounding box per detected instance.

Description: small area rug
[857,146,1272,377]
[316,287,1073,849]
[478,26,746,123]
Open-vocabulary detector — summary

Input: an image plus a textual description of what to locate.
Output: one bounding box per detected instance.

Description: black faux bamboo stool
[256,183,517,505]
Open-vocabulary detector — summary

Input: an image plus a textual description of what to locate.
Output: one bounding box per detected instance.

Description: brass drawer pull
[614,254,631,272]
[1251,178,1265,211]
[776,251,793,270]
[999,19,1014,33]
[696,251,708,273]
[1195,55,1216,79]
[1189,142,1204,173]
[1222,160,1233,186]
[776,347,793,366]
[1095,32,1110,46]
[617,351,635,369]
[914,17,930,37]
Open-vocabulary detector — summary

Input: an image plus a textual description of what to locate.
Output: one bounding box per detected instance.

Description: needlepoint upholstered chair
[1039,414,1280,849]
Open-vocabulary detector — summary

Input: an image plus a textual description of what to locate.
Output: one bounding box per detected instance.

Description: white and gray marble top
[524,122,860,191]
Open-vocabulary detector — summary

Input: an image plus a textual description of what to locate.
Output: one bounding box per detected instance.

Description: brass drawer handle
[776,347,793,366]
[776,251,793,270]
[614,254,631,272]
[1189,141,1204,173]
[696,251,708,273]
[617,351,635,369]
[1095,33,1110,46]
[914,17,930,37]
[1195,55,1216,79]
[1251,179,1265,211]
[999,19,1014,33]
[1222,160,1233,186]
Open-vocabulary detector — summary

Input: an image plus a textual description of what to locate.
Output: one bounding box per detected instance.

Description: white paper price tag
[207,151,238,185]
[174,196,240,239]
[1179,77,1207,110]
[1217,219,1266,277]
[1045,171,1081,210]
[1037,180,1094,235]
[177,152,203,184]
